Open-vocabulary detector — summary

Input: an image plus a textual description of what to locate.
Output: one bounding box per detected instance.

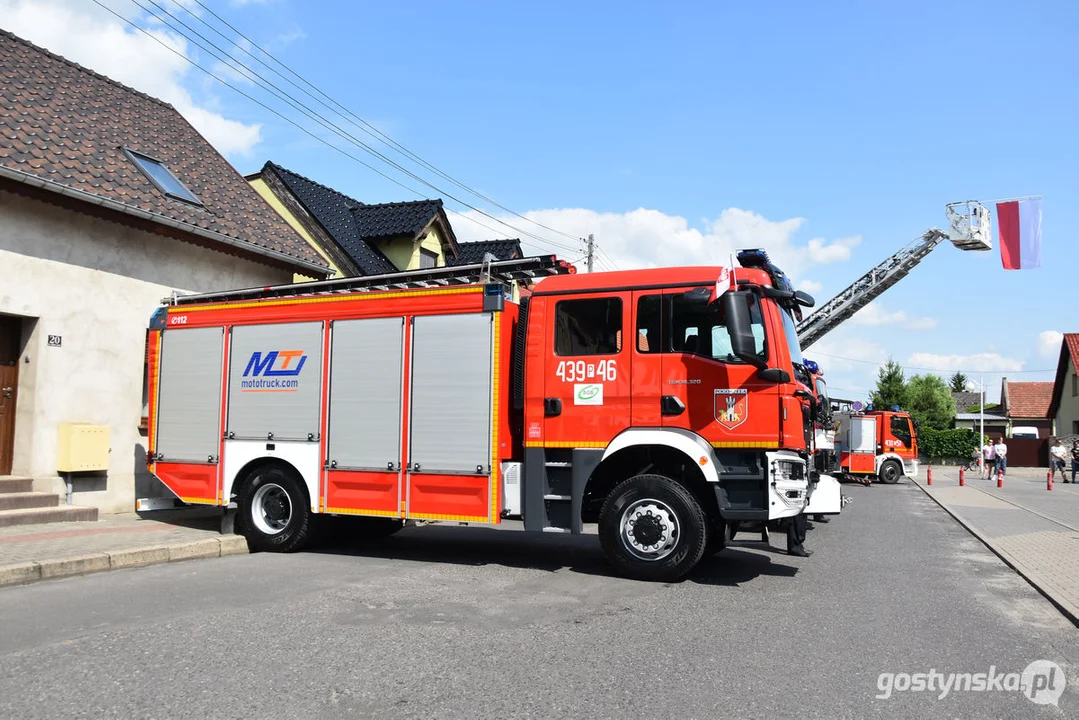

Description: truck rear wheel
[878,460,902,485]
[598,474,708,582]
[238,465,312,553]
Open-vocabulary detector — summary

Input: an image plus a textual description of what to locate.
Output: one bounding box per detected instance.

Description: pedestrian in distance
[993,437,1008,478]
[1050,438,1069,483]
[982,437,996,480]
[1071,440,1079,484]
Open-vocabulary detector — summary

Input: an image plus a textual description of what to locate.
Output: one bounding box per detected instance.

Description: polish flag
[997,198,1042,270]
[708,254,736,303]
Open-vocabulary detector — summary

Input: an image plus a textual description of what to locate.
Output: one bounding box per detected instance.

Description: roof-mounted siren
[945,201,993,251]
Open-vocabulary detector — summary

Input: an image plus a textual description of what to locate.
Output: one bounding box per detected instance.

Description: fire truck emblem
[714,389,749,430]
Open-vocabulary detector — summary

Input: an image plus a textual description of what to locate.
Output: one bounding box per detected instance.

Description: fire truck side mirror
[794,290,815,307]
[721,292,766,369]
[756,368,790,384]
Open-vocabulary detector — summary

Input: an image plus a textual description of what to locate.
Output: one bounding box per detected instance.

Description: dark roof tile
[452,239,523,265]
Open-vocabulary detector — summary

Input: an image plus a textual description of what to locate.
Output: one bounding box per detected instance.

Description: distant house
[952,413,1008,439]
[950,391,984,413]
[999,378,1054,438]
[247,162,461,277]
[1048,333,1079,439]
[0,31,327,515]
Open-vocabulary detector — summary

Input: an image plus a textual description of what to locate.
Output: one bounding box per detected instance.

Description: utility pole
[586,234,595,273]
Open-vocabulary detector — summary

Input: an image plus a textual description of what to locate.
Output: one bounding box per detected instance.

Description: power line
[123,0,580,255]
[181,0,584,245]
[807,350,1055,375]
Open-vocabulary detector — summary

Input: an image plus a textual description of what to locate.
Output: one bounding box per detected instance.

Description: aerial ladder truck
[795,201,994,484]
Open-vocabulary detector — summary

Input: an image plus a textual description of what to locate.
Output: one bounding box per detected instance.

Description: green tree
[870,358,908,409]
[948,371,969,393]
[906,374,958,430]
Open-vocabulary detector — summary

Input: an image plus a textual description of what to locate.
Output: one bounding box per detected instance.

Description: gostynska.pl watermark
[876,660,1065,706]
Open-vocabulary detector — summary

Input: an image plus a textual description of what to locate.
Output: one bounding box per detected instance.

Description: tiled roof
[0,30,325,272]
[353,200,444,240]
[268,163,402,275]
[452,239,523,265]
[951,391,982,412]
[1005,381,1053,419]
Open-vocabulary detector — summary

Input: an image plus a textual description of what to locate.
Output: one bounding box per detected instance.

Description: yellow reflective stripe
[710,441,780,448]
[179,496,218,505]
[489,317,500,524]
[408,512,489,522]
[324,507,400,518]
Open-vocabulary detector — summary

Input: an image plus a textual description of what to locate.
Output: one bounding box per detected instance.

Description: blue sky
[3,0,1076,403]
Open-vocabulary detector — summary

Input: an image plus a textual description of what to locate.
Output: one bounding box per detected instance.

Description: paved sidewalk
[915,465,1079,624]
[0,507,248,588]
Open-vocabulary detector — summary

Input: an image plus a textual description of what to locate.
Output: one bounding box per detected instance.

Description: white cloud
[452,207,861,286]
[797,279,823,293]
[849,302,938,331]
[0,0,262,157]
[906,352,1025,373]
[1038,330,1063,358]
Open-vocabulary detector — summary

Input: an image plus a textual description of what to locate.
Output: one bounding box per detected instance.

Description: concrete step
[0,505,98,528]
[0,477,34,494]
[0,492,59,511]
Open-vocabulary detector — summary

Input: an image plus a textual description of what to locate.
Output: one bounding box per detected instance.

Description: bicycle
[963,452,982,473]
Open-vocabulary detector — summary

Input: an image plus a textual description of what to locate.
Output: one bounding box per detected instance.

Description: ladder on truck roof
[796,201,993,350]
[165,255,575,306]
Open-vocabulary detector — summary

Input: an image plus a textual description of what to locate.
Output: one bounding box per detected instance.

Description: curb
[0,535,250,589]
[911,473,1079,628]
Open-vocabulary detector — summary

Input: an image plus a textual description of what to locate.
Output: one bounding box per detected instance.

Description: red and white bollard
[959,467,965,486]
[1048,471,1053,491]
[927,467,933,486]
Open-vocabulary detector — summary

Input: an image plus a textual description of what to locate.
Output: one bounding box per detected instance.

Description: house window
[419,249,438,269]
[1072,373,1078,397]
[555,298,622,356]
[124,149,202,205]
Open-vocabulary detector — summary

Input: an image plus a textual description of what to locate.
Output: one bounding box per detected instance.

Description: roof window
[124,149,202,205]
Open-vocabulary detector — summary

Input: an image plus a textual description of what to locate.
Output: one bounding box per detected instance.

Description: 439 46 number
[555,359,617,383]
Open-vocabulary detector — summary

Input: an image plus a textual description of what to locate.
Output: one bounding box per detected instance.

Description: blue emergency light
[803,359,820,374]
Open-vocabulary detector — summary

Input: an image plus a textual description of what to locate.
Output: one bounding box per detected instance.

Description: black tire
[598,474,708,582]
[878,460,902,485]
[237,464,313,553]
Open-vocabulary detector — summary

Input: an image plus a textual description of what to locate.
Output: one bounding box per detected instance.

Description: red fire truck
[145,251,816,581]
[834,406,919,484]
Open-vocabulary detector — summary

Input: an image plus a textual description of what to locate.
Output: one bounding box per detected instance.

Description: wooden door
[0,315,20,475]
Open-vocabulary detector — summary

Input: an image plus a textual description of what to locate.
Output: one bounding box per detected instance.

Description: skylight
[124,149,202,205]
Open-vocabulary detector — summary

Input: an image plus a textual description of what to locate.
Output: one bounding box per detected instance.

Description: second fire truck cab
[834,406,919,484]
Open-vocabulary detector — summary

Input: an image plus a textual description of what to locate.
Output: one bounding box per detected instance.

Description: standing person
[1050,438,1069,483]
[1071,440,1079,484]
[993,437,1008,478]
[982,437,996,480]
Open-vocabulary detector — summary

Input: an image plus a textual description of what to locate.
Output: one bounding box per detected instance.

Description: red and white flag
[708,254,736,303]
[996,198,1042,270]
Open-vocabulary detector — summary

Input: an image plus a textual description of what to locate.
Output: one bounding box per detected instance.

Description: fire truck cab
[146,252,817,582]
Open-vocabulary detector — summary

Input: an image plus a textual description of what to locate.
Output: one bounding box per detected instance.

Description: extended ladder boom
[796,229,948,349]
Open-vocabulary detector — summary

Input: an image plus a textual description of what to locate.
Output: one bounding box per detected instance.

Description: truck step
[543,494,571,501]
[544,461,572,468]
[541,527,571,533]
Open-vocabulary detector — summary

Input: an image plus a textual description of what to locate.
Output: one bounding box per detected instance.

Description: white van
[1010,426,1039,439]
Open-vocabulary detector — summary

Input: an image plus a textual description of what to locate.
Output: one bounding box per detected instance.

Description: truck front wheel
[878,460,902,485]
[237,465,313,553]
[598,474,708,582]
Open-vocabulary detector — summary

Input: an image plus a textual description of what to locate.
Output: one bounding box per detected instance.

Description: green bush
[919,428,984,463]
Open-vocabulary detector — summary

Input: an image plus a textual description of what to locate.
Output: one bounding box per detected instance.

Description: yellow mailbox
[56,423,110,472]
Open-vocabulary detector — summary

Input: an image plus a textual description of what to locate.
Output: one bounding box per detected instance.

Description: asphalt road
[1,482,1077,719]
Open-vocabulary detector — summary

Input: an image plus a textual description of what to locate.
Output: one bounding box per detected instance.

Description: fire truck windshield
[780,308,804,366]
[667,292,766,364]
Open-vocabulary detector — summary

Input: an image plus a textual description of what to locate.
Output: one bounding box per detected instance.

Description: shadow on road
[307,522,799,586]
